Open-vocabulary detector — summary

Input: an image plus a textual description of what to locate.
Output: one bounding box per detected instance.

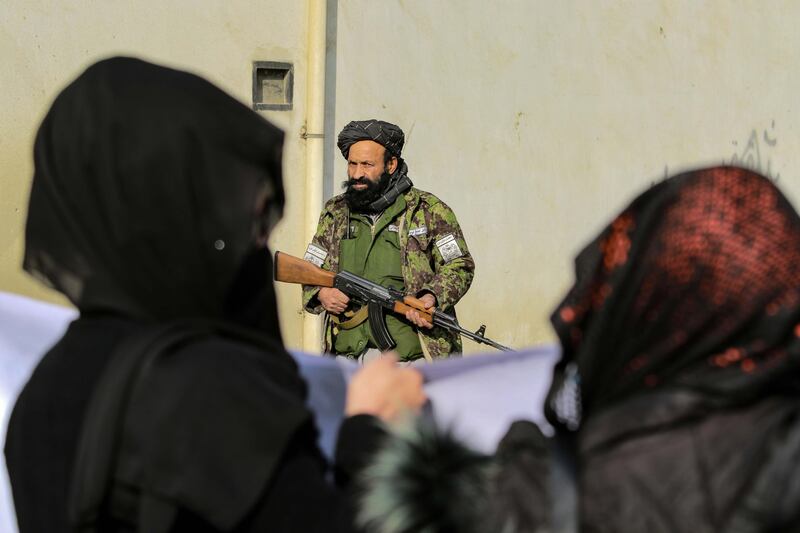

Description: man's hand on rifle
[406,293,435,329]
[318,287,350,315]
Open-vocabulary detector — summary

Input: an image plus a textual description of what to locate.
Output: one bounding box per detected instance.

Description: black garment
[69,318,311,531]
[6,316,139,533]
[7,56,385,532]
[6,316,385,532]
[578,393,800,533]
[545,167,800,531]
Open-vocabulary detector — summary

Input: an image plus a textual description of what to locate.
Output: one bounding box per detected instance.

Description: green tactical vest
[333,195,423,361]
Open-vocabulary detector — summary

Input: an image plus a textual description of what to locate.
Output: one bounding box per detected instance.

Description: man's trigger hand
[319,287,349,315]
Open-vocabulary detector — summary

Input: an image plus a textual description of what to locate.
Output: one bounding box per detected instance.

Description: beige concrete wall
[331,0,800,352]
[5,1,800,354]
[0,0,312,348]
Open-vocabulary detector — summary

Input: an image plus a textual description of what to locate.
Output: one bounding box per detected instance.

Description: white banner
[0,291,556,532]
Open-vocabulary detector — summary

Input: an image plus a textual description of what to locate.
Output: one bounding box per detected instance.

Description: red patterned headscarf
[546,167,800,431]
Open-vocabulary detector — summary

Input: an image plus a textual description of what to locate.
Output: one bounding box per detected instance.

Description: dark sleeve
[236,415,387,533]
[725,414,800,532]
[334,415,389,486]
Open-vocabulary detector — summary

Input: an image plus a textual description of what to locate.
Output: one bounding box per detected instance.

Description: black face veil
[24,57,285,326]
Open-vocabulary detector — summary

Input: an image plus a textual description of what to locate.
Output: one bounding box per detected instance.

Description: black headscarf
[337,119,405,159]
[546,166,800,431]
[25,56,285,328]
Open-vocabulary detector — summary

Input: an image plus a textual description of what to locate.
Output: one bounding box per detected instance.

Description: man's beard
[342,170,393,213]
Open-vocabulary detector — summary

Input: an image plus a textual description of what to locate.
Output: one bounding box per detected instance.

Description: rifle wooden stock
[274,251,336,287]
[402,295,430,312]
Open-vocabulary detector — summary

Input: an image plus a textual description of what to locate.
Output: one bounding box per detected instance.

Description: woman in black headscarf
[356,166,800,533]
[546,166,800,531]
[5,57,424,533]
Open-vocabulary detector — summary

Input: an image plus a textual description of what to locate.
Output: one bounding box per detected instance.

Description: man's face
[347,140,397,187]
[343,140,399,212]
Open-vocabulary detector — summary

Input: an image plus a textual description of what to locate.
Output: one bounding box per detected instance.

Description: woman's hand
[345,355,427,423]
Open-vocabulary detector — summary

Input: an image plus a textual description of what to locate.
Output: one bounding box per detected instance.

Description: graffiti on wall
[725,121,781,182]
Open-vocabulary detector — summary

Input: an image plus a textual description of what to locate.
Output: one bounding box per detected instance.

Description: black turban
[337,119,405,159]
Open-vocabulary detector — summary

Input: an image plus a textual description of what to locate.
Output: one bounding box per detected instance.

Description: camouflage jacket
[302,187,475,358]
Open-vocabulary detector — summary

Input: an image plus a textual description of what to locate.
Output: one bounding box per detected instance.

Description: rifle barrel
[431,311,512,352]
[457,328,513,351]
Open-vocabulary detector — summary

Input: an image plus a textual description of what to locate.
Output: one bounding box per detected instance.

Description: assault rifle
[274,251,512,352]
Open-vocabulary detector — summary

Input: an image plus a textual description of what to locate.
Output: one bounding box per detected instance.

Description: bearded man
[302,119,474,362]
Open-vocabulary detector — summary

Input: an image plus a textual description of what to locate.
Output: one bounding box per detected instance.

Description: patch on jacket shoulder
[435,234,463,262]
[388,224,399,233]
[409,226,427,237]
[303,243,328,267]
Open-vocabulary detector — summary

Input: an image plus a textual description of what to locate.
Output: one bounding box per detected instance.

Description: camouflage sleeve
[419,200,475,311]
[302,205,337,314]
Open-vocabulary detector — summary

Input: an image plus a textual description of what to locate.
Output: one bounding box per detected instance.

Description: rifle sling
[330,304,397,351]
[330,306,369,330]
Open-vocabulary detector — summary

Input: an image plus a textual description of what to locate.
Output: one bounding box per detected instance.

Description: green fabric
[334,196,423,361]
